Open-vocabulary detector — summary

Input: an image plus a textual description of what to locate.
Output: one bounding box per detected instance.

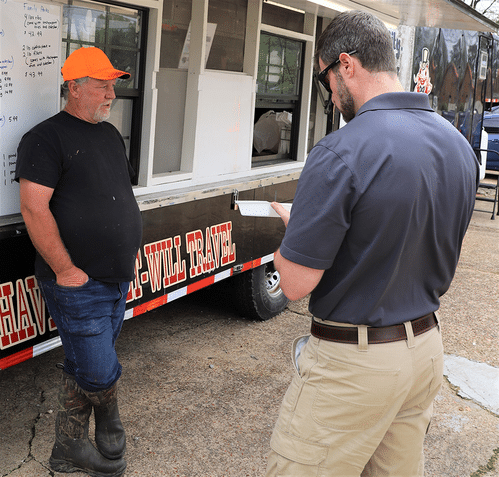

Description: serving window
[206,0,247,72]
[253,32,303,165]
[159,0,247,72]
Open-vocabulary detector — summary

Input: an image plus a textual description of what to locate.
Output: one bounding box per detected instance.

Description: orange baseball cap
[61,47,131,81]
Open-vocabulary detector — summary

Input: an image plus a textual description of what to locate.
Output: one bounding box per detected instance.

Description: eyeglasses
[316,50,357,93]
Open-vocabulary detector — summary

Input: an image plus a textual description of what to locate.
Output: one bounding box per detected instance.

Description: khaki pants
[266,319,443,477]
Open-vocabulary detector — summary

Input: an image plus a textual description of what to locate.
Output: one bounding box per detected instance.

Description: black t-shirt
[15,111,143,283]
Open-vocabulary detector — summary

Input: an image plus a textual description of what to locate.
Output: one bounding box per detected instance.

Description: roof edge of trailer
[279,0,499,32]
[443,0,499,32]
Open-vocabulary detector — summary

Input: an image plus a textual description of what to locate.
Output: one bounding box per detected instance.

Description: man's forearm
[274,249,324,301]
[19,178,88,286]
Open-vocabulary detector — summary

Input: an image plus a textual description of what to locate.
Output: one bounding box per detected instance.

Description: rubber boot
[49,372,127,477]
[84,382,126,460]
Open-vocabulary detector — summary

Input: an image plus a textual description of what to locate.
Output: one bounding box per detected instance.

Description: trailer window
[253,33,303,165]
[160,0,192,69]
[261,2,304,34]
[61,0,147,183]
[257,34,302,98]
[206,0,247,72]
[160,0,247,72]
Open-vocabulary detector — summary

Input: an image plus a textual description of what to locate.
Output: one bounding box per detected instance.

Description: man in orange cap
[15,47,142,477]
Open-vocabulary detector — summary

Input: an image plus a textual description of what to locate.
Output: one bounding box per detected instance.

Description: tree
[464,0,499,21]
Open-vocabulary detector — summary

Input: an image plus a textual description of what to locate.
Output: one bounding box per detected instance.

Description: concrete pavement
[429,194,499,477]
[0,197,498,477]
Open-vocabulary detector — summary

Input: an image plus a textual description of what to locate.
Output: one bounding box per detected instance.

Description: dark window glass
[262,2,304,33]
[206,0,247,72]
[61,0,147,182]
[257,33,302,99]
[159,0,192,69]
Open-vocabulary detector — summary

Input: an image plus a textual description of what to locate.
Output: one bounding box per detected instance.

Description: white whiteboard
[0,0,61,216]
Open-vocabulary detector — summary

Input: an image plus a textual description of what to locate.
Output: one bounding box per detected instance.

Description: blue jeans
[39,278,129,392]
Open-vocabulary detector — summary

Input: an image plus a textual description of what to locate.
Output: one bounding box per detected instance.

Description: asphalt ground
[1,192,498,477]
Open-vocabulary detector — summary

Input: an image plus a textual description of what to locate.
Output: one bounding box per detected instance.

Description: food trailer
[1,0,497,370]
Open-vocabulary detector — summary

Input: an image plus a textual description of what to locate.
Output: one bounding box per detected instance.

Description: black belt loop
[311,313,437,345]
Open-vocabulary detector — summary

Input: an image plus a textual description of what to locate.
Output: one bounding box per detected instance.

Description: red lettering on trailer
[186,221,236,279]
[144,240,165,293]
[186,230,204,278]
[0,280,36,349]
[171,235,186,285]
[210,224,221,269]
[15,279,36,343]
[220,222,236,266]
[142,235,187,294]
[0,277,55,351]
[1,221,240,359]
[25,275,55,334]
[0,253,275,369]
[127,250,144,303]
[0,283,16,348]
[204,227,215,273]
[162,237,175,287]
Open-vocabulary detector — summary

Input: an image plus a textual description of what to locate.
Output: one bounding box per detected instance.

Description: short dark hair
[315,10,396,74]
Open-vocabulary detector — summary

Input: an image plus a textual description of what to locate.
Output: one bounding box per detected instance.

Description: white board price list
[0,0,61,216]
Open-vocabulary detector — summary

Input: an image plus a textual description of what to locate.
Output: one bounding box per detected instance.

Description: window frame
[61,0,148,183]
[252,29,306,165]
[256,32,304,102]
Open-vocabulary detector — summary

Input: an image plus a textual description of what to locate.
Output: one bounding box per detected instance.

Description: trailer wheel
[232,262,289,321]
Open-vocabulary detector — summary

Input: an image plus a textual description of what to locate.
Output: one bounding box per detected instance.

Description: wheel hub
[265,268,282,296]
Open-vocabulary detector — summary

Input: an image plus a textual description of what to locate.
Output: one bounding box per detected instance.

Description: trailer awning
[267,0,498,32]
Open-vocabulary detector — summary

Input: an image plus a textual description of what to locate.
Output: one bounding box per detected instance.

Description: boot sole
[49,456,126,477]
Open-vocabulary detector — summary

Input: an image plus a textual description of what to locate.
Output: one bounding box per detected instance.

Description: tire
[232,262,289,321]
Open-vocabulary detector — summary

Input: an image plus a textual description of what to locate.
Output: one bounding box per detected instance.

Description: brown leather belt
[311,313,437,345]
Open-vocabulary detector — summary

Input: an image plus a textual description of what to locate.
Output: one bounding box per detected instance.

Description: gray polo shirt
[280,92,479,327]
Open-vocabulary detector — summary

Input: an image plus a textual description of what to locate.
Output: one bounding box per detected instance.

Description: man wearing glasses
[267,10,478,477]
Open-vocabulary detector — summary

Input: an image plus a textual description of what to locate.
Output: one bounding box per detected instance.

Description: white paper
[236,201,292,218]
[178,22,217,69]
